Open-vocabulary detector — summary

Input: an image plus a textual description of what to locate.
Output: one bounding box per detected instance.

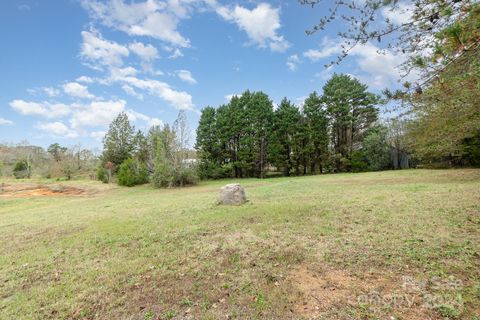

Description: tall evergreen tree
[102,112,135,169]
[270,98,301,176]
[303,91,329,173]
[196,106,220,178]
[132,130,148,164]
[244,92,274,178]
[322,74,379,171]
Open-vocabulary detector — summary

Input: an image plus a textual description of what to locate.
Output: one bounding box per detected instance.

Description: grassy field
[1,169,479,319]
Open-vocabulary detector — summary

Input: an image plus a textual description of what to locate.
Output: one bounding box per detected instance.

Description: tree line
[98,111,197,187]
[0,142,97,180]
[195,74,396,179]
[304,0,480,167]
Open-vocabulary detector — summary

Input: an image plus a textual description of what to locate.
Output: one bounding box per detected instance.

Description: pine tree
[322,74,379,171]
[247,92,274,178]
[303,92,329,173]
[196,106,220,179]
[270,98,300,176]
[102,112,135,170]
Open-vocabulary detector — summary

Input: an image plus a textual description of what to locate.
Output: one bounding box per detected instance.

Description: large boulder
[218,183,247,205]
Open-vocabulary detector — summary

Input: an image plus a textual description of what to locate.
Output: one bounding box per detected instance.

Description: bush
[461,131,480,167]
[96,165,109,184]
[13,160,31,179]
[198,161,233,179]
[362,125,391,171]
[117,158,148,187]
[152,164,198,188]
[172,166,198,186]
[349,150,368,172]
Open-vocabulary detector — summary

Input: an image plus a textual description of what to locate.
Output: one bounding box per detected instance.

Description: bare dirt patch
[0,183,88,198]
[288,264,440,319]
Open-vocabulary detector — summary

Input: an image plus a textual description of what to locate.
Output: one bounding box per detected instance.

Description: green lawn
[1,169,479,319]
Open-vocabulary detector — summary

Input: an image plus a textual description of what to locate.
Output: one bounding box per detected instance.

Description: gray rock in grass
[218,183,247,205]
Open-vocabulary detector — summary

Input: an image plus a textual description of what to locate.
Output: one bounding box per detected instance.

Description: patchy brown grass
[0,183,89,197]
[288,263,441,319]
[0,169,479,319]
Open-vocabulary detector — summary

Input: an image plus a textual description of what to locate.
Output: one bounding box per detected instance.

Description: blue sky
[0,0,412,148]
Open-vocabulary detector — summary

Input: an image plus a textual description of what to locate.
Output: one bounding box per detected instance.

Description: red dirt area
[0,183,87,198]
[288,264,440,320]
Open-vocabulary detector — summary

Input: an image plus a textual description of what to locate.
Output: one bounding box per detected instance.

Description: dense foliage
[196,74,387,178]
[13,159,31,179]
[405,4,480,165]
[0,142,96,180]
[99,111,198,187]
[117,158,149,187]
[149,122,198,188]
[303,0,479,168]
[101,112,135,171]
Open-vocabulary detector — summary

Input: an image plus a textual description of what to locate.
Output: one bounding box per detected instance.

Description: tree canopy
[196,74,383,178]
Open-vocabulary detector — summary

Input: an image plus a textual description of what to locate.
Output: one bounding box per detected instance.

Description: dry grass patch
[0,183,89,197]
[288,263,442,319]
[0,169,479,319]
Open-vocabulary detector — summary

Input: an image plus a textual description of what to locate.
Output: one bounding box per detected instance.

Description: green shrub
[197,160,235,179]
[362,125,391,171]
[96,165,109,184]
[461,130,480,167]
[117,158,148,187]
[349,150,368,172]
[13,160,31,179]
[151,163,173,188]
[152,164,198,188]
[172,166,198,186]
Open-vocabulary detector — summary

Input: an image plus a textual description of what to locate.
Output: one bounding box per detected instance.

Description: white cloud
[176,69,197,84]
[349,43,413,88]
[70,100,126,129]
[76,76,94,83]
[96,65,194,110]
[26,87,61,97]
[11,95,166,139]
[36,121,78,138]
[303,38,343,62]
[80,29,129,69]
[119,76,194,110]
[10,100,71,118]
[43,87,61,97]
[90,130,106,140]
[109,66,139,81]
[129,41,159,61]
[0,118,14,125]
[125,108,163,127]
[63,82,95,99]
[122,84,144,100]
[168,48,183,59]
[303,37,415,88]
[216,3,289,52]
[129,41,159,73]
[286,54,300,71]
[81,0,191,47]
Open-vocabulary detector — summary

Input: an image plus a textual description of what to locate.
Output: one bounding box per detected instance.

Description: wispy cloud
[215,3,289,52]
